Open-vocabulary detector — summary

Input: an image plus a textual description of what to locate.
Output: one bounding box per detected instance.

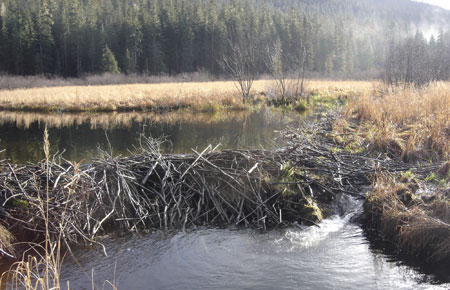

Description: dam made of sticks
[0,120,441,259]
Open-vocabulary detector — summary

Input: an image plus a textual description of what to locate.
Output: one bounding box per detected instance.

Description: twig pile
[282,116,443,193]
[0,137,318,253]
[0,117,442,257]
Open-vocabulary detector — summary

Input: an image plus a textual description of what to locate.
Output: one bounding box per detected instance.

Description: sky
[414,0,450,10]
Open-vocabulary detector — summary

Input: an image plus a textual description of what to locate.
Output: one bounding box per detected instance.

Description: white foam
[276,215,346,250]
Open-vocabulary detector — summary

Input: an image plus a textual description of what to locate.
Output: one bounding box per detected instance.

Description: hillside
[0,0,448,78]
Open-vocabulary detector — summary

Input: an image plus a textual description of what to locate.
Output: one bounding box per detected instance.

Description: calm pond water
[0,109,449,289]
[0,108,304,163]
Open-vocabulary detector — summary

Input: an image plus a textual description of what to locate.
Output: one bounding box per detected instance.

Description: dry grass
[0,81,244,112]
[0,80,374,112]
[365,172,450,263]
[0,72,215,90]
[0,225,15,260]
[338,82,450,161]
[1,127,67,289]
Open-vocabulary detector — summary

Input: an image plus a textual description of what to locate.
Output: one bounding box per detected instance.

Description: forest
[0,0,450,79]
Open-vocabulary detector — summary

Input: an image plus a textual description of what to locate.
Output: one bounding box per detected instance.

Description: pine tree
[67,0,84,76]
[101,46,119,74]
[5,1,36,75]
[0,0,447,78]
[36,0,55,74]
[162,0,179,74]
[123,48,132,73]
[140,0,166,74]
[0,0,5,72]
[124,4,142,73]
[179,2,194,72]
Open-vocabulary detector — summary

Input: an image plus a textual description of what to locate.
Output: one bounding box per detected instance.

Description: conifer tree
[140,0,166,74]
[36,0,55,74]
[101,46,119,74]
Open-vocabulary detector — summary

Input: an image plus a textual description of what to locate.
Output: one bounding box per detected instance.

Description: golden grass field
[0,80,374,112]
[336,82,450,161]
[0,78,446,161]
[340,83,450,265]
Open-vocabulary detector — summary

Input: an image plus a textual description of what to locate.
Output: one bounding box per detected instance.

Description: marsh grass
[338,82,450,161]
[1,127,64,289]
[0,81,242,112]
[365,172,450,263]
[0,80,374,113]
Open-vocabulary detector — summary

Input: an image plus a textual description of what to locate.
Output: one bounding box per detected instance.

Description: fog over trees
[0,0,449,81]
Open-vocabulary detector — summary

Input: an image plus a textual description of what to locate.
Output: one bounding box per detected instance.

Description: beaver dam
[0,111,449,289]
[0,114,446,268]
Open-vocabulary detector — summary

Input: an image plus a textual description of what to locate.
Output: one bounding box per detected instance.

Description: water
[1,109,449,289]
[0,109,304,163]
[60,196,449,289]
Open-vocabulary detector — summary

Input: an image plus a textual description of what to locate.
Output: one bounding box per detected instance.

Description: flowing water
[0,109,449,289]
[60,195,449,290]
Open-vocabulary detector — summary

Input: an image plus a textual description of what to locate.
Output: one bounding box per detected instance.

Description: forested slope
[0,0,448,77]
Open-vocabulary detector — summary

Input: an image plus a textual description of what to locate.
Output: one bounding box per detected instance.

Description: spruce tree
[36,0,55,74]
[101,46,119,74]
[140,0,166,74]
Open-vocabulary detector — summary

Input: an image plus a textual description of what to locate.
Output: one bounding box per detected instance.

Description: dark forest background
[1,0,450,78]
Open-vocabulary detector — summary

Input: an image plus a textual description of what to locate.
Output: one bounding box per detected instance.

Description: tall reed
[3,127,65,289]
[2,128,118,289]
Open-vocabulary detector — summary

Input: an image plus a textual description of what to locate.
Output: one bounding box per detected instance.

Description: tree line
[384,31,450,88]
[0,0,449,85]
[0,0,374,77]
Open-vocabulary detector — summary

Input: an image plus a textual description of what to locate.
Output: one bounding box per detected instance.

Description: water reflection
[0,108,306,164]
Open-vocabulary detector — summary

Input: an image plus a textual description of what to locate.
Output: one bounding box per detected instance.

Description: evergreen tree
[124,4,142,73]
[123,48,132,73]
[67,0,84,76]
[140,0,166,74]
[35,0,55,74]
[101,46,119,74]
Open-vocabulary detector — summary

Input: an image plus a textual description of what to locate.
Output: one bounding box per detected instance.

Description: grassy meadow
[0,79,374,112]
[334,82,450,161]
